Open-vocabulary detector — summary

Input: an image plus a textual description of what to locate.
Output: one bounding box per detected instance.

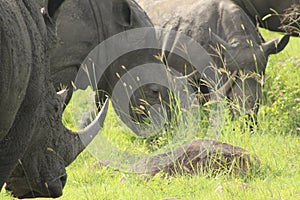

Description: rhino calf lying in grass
[131,139,260,176]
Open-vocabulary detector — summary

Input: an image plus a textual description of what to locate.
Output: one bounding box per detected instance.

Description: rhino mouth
[17,191,61,199]
[6,175,67,199]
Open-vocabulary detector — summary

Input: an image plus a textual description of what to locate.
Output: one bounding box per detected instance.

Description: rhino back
[230,0,299,33]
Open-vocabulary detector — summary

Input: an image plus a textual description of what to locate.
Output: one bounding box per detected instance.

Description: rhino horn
[62,99,109,166]
[199,70,237,100]
[262,34,290,56]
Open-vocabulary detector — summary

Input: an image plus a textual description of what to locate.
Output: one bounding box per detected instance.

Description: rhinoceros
[3,0,165,198]
[1,0,109,198]
[42,0,173,133]
[136,0,290,117]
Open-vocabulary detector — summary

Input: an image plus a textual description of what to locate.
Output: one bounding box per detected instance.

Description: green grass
[1,29,299,200]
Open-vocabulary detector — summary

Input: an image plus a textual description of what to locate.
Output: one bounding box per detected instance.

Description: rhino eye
[150,85,160,94]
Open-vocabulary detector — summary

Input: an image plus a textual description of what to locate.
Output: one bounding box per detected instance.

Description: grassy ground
[1,30,299,199]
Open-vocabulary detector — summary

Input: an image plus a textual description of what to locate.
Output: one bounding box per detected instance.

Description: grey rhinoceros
[3,0,165,198]
[44,0,171,132]
[1,0,109,198]
[136,0,290,117]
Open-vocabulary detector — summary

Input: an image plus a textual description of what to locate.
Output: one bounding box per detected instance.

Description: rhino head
[48,0,170,135]
[6,88,109,198]
[49,0,161,98]
[209,29,290,115]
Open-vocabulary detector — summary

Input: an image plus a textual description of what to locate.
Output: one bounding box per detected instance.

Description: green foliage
[259,31,300,134]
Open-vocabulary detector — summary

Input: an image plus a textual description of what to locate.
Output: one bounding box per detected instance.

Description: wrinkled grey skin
[230,0,299,35]
[2,0,109,198]
[0,0,54,189]
[0,0,60,195]
[136,0,290,116]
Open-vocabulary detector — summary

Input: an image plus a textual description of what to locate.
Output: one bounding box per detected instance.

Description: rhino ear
[112,0,132,26]
[262,34,290,55]
[209,28,233,50]
[46,0,65,19]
